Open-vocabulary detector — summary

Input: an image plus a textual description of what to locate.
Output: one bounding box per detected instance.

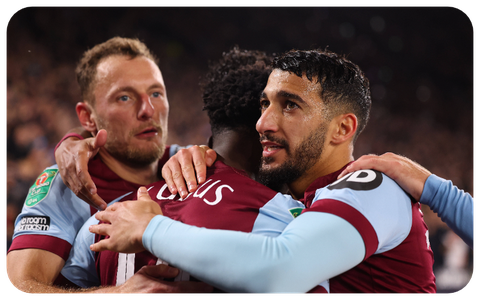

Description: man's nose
[138,94,155,120]
[256,106,279,134]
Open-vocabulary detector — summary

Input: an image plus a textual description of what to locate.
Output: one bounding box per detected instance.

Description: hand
[55,129,108,210]
[89,187,162,253]
[114,264,213,293]
[161,145,217,198]
[338,152,431,201]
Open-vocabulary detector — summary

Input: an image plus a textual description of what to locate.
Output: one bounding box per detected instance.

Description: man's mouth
[261,141,284,157]
[135,127,159,138]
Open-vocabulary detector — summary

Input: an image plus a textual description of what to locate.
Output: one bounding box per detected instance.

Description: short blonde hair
[75,37,158,104]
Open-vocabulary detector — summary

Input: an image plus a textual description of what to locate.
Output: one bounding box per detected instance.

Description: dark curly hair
[201,47,272,135]
[273,49,371,142]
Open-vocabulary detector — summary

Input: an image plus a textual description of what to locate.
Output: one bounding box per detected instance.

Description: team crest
[289,207,303,218]
[25,169,58,207]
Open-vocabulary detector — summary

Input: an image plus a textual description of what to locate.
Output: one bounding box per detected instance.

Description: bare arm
[7,249,68,293]
[54,128,108,210]
[7,249,212,293]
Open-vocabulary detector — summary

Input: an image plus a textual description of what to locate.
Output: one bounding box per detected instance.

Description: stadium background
[6,7,473,292]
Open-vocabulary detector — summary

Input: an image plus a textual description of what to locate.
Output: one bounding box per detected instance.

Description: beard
[257,123,326,192]
[107,139,165,167]
[97,120,166,167]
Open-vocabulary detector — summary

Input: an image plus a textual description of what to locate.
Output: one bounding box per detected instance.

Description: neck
[211,129,262,179]
[288,144,354,199]
[98,148,160,185]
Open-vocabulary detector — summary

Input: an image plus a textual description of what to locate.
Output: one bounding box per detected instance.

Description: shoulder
[310,170,413,253]
[20,164,77,210]
[314,170,410,207]
[12,165,91,245]
[24,165,62,206]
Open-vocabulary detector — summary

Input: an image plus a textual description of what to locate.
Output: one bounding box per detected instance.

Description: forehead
[264,69,321,102]
[95,55,165,88]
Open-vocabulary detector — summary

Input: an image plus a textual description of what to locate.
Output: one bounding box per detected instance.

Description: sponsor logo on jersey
[18,216,50,231]
[327,169,383,191]
[25,169,58,207]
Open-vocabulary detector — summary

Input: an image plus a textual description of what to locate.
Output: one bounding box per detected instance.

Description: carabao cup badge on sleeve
[25,168,58,207]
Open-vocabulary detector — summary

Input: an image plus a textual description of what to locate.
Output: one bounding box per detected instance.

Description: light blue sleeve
[12,165,91,245]
[251,193,305,237]
[61,192,132,287]
[61,215,99,288]
[142,211,365,293]
[313,171,413,254]
[420,174,473,248]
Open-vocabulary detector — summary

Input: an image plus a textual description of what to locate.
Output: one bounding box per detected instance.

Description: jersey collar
[302,162,352,208]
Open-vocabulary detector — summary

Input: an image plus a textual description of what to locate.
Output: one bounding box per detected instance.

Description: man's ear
[331,113,357,144]
[76,102,97,132]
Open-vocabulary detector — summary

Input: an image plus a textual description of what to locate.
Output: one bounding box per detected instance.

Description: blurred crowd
[6,7,473,293]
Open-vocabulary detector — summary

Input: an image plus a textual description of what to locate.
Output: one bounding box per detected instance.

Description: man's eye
[260,100,269,110]
[151,92,162,98]
[119,95,130,102]
[285,101,299,111]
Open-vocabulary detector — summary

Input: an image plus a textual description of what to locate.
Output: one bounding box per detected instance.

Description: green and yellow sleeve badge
[25,169,58,207]
[289,207,303,218]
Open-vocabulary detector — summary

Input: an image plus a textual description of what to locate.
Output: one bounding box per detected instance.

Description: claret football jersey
[95,160,303,287]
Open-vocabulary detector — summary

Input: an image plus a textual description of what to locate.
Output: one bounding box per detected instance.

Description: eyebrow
[260,90,306,104]
[111,83,166,95]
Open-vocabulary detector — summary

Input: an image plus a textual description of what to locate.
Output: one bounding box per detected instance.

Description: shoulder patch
[327,170,383,191]
[289,207,303,218]
[25,169,59,207]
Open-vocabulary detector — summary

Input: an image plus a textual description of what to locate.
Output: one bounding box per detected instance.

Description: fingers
[137,187,163,215]
[161,146,217,198]
[56,133,107,209]
[162,149,194,198]
[180,146,205,195]
[74,133,108,209]
[95,204,116,223]
[162,156,188,197]
[161,163,177,196]
[204,149,217,166]
[140,264,179,279]
[337,154,379,179]
[195,146,217,183]
[175,281,214,293]
[94,129,108,149]
[89,223,111,238]
[137,186,152,201]
[89,237,110,252]
[84,193,107,211]
[76,167,107,210]
[192,146,208,188]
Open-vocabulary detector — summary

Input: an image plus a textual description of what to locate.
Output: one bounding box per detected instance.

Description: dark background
[6,7,474,292]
